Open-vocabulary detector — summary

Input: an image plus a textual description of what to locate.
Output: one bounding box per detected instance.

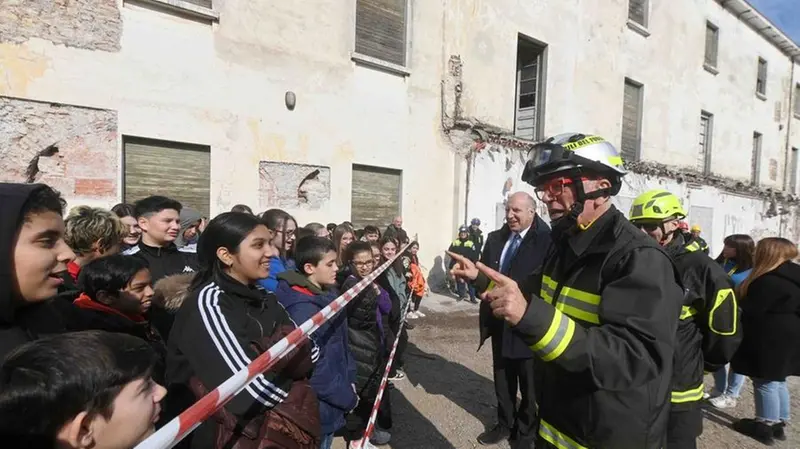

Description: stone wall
[0,97,119,202]
[0,0,121,52]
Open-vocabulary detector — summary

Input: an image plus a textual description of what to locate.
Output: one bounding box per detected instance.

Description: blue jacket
[275,270,357,434]
[258,256,295,292]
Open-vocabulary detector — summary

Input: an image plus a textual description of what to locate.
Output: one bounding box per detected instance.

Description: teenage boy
[275,236,358,449]
[123,195,199,282]
[0,330,166,449]
[62,206,126,291]
[0,183,75,360]
[362,225,381,243]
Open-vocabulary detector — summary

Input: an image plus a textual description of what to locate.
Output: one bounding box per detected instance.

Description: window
[751,132,762,185]
[791,147,799,193]
[514,36,547,140]
[621,79,644,162]
[628,0,648,27]
[795,83,800,117]
[699,112,713,175]
[351,164,402,229]
[756,58,767,97]
[704,22,719,69]
[354,0,408,67]
[123,137,211,217]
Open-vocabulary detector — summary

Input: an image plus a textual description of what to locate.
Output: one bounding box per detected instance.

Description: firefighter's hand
[477,262,527,326]
[447,251,479,281]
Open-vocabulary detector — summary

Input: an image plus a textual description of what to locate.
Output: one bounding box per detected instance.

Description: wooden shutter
[705,24,718,67]
[355,0,407,66]
[124,138,211,217]
[621,80,643,162]
[795,84,800,116]
[791,147,799,193]
[757,58,767,94]
[350,164,401,229]
[182,0,212,8]
[628,0,647,26]
[752,132,762,185]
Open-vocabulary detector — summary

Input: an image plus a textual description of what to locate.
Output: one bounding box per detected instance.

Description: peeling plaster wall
[0,0,121,52]
[0,0,455,267]
[468,148,798,256]
[443,0,800,188]
[0,96,118,204]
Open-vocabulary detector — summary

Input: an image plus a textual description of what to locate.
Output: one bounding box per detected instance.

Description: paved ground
[336,292,800,448]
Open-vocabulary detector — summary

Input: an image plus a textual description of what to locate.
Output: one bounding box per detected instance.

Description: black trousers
[667,407,703,449]
[491,332,537,448]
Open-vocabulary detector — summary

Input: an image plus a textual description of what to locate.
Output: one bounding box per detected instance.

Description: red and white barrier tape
[352,302,411,449]
[135,243,410,449]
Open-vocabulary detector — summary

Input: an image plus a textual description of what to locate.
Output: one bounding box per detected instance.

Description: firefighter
[450,133,685,449]
[690,224,710,254]
[448,225,478,303]
[629,190,741,449]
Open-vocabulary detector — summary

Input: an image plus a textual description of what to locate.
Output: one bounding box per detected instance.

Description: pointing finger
[446,251,467,264]
[476,262,513,286]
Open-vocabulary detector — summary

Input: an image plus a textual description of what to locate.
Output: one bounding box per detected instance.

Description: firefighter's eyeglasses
[534,177,590,201]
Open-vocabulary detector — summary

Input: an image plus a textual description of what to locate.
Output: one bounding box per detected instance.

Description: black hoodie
[0,183,68,361]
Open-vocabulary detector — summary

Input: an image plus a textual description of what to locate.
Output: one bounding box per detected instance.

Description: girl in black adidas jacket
[166,212,320,449]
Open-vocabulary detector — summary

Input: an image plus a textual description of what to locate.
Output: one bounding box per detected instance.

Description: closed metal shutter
[628,0,647,26]
[621,80,643,162]
[123,137,211,217]
[350,164,401,229]
[355,0,407,66]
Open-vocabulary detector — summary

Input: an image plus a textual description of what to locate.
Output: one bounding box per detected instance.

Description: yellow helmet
[629,190,687,221]
[691,224,702,232]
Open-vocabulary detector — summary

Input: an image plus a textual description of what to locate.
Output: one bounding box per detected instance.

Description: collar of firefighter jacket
[567,204,620,258]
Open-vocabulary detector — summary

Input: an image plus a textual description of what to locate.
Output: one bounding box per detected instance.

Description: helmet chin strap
[550,177,611,241]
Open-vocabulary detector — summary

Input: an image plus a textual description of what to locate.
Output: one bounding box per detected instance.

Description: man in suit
[451,192,551,449]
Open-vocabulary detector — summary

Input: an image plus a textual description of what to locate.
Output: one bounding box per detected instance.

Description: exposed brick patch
[259,161,330,210]
[74,178,115,196]
[0,0,122,52]
[0,96,119,202]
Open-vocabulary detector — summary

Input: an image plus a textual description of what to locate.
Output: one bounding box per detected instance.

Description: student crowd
[0,182,427,449]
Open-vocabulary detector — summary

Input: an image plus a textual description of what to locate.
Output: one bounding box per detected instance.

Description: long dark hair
[191,212,264,291]
[261,208,295,261]
[379,235,404,276]
[715,234,755,271]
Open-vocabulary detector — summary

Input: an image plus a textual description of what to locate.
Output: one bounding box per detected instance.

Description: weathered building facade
[1,0,799,265]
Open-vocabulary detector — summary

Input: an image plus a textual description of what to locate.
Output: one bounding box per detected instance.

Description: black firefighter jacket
[510,206,684,449]
[476,216,551,359]
[666,233,741,410]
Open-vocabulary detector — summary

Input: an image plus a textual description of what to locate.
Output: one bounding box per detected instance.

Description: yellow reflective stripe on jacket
[680,305,698,320]
[709,288,737,336]
[671,383,705,404]
[685,241,701,252]
[555,286,601,325]
[539,419,588,449]
[530,308,575,362]
[451,239,474,248]
[541,275,557,304]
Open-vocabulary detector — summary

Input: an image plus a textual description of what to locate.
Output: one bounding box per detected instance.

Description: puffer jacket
[276,270,358,435]
[341,275,386,398]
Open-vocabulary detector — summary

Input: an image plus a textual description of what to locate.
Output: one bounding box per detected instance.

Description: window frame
[756,57,768,98]
[751,131,763,185]
[351,0,412,76]
[627,0,649,29]
[700,111,714,175]
[790,147,799,194]
[621,77,644,162]
[794,83,800,119]
[513,34,548,141]
[704,21,719,72]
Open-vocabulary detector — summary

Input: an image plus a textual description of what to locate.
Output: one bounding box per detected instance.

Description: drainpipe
[464,152,472,226]
[779,60,796,237]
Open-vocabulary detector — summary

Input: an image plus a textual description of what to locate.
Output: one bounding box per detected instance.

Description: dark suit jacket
[477,215,552,359]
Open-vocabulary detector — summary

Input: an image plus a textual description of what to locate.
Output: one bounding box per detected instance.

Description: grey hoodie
[175,207,202,249]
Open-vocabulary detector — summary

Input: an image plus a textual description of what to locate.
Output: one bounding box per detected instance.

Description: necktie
[501,233,521,275]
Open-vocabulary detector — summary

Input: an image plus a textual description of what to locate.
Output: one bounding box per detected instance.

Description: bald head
[506,192,536,232]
